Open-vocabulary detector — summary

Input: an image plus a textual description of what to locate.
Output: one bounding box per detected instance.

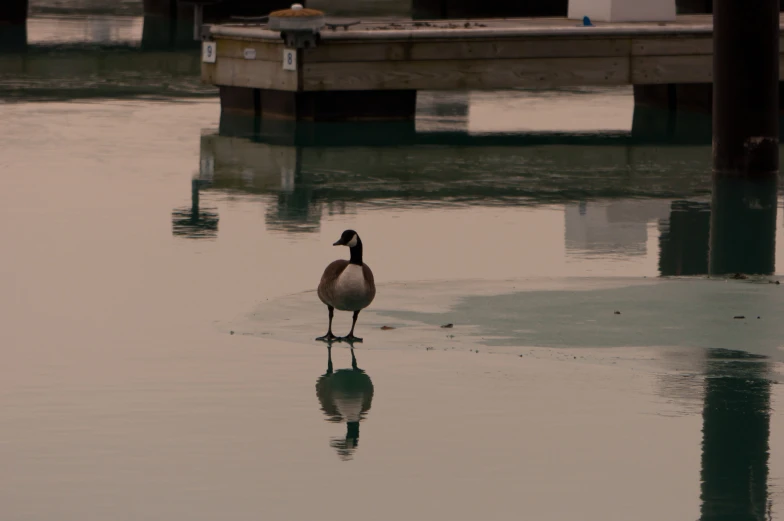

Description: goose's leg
[316,306,338,342]
[350,347,358,370]
[341,310,363,343]
[326,344,334,375]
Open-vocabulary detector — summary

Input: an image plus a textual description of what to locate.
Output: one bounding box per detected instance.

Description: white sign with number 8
[202,41,216,63]
[282,49,296,71]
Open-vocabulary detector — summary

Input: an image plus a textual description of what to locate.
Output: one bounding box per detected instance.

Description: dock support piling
[713,0,779,176]
[0,0,28,51]
[219,86,417,122]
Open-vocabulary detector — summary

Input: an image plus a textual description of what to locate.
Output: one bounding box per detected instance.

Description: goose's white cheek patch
[347,234,358,248]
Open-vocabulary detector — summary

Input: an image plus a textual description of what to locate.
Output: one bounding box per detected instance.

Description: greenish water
[3,13,784,521]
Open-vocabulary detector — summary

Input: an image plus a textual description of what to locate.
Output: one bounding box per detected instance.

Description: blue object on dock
[581,16,593,26]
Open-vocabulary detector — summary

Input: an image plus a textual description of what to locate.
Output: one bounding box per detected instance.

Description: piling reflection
[700,349,772,521]
[315,345,374,461]
[709,177,778,276]
[659,201,711,276]
[658,177,779,277]
[171,178,219,239]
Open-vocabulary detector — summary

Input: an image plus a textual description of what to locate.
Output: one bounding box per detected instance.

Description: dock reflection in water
[187,122,776,278]
[192,115,714,237]
[190,98,781,278]
[0,16,214,101]
[315,345,374,461]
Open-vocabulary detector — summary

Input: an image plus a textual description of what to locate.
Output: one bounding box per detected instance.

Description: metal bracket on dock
[325,20,360,31]
[278,30,320,49]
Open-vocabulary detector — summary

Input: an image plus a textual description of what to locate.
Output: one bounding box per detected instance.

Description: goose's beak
[333,239,344,246]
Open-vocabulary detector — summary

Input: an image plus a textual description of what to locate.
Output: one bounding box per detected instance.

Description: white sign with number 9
[202,41,216,63]
[282,49,296,71]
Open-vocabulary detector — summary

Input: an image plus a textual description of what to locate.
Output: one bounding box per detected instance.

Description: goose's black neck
[349,238,363,266]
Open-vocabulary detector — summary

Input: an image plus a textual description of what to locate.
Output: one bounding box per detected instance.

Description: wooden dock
[201,14,784,120]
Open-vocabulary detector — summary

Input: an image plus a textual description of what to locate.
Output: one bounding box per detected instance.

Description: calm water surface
[3,13,784,521]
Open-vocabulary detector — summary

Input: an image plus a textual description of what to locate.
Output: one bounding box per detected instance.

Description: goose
[316,230,376,342]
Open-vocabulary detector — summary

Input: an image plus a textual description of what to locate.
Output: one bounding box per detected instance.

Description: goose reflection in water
[315,344,374,461]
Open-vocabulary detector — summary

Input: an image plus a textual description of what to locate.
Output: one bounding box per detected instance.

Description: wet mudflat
[3,13,784,521]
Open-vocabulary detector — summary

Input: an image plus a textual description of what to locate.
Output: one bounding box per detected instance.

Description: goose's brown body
[318,260,375,312]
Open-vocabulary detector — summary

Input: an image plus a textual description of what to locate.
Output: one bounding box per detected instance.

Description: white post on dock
[567,0,675,22]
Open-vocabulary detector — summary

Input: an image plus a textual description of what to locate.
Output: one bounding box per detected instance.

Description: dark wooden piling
[0,0,27,27]
[0,0,28,51]
[713,0,779,176]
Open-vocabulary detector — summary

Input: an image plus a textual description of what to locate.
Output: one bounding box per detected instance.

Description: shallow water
[3,13,784,521]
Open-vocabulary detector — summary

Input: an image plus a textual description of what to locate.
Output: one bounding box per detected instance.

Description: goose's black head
[333,230,363,265]
[333,230,360,248]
